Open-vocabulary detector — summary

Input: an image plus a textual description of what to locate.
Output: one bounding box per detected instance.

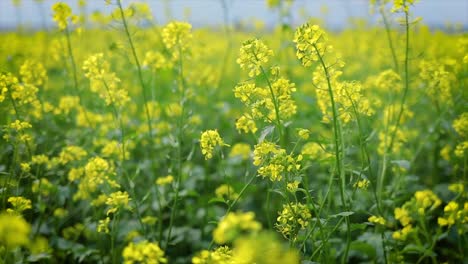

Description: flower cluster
[192,246,232,264]
[236,38,273,77]
[82,53,130,107]
[392,189,441,241]
[0,212,31,248]
[52,2,78,30]
[7,196,32,214]
[231,232,299,264]
[122,240,167,264]
[71,157,120,201]
[105,191,131,215]
[19,60,48,87]
[253,141,302,181]
[162,21,193,56]
[215,184,239,201]
[453,113,468,158]
[276,202,311,238]
[294,23,328,67]
[200,130,228,160]
[234,77,297,125]
[213,211,262,244]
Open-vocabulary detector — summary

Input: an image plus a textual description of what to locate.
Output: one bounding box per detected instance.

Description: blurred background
[0,0,467,30]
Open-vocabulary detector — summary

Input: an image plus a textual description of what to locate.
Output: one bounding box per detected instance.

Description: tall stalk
[379,5,399,72]
[64,25,91,126]
[378,10,411,201]
[165,46,187,250]
[116,0,153,139]
[313,44,351,264]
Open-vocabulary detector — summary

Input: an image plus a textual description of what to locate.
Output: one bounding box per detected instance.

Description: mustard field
[0,0,467,263]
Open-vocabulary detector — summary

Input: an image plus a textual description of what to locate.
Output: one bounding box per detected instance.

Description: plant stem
[313,44,351,264]
[116,0,153,139]
[259,65,284,145]
[379,5,399,72]
[378,10,411,202]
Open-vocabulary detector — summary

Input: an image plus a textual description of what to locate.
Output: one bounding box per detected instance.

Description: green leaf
[331,211,354,218]
[350,241,377,259]
[208,197,228,205]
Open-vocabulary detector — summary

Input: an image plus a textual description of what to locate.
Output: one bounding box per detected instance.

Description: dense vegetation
[0,0,467,263]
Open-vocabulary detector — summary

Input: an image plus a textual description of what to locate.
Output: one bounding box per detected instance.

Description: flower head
[236,38,273,77]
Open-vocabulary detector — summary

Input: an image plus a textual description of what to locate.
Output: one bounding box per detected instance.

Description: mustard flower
[0,212,31,248]
[52,2,78,30]
[235,115,257,134]
[294,23,328,67]
[231,232,299,264]
[7,196,32,214]
[368,215,386,225]
[236,38,273,77]
[213,212,262,244]
[215,184,239,201]
[276,202,311,238]
[106,191,131,215]
[200,130,228,160]
[97,217,110,233]
[156,175,174,186]
[122,240,167,264]
[229,143,251,160]
[453,113,468,138]
[20,60,47,87]
[192,246,232,264]
[83,53,130,107]
[354,179,370,190]
[162,21,192,52]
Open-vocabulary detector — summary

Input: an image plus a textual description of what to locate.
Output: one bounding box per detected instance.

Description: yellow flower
[52,2,77,30]
[287,181,300,193]
[20,60,48,87]
[162,21,192,53]
[368,215,386,225]
[215,184,239,201]
[97,217,110,233]
[276,202,311,238]
[82,53,130,107]
[200,130,228,160]
[7,196,32,213]
[106,191,131,215]
[229,143,251,160]
[213,212,262,244]
[448,183,464,194]
[394,207,411,226]
[294,23,327,67]
[235,115,257,134]
[236,38,273,77]
[297,129,310,140]
[122,240,167,264]
[192,246,232,264]
[142,216,158,225]
[231,232,299,264]
[156,175,174,186]
[0,212,31,248]
[392,225,413,241]
[414,189,441,214]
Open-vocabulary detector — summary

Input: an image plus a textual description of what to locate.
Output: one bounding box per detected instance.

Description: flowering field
[0,0,467,263]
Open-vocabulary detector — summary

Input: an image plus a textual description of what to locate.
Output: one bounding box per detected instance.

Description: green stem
[379,10,411,203]
[313,44,351,264]
[259,65,284,145]
[116,0,154,139]
[64,25,91,126]
[379,5,399,72]
[165,46,186,250]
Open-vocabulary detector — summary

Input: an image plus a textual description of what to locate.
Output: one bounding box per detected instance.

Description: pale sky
[0,0,467,30]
